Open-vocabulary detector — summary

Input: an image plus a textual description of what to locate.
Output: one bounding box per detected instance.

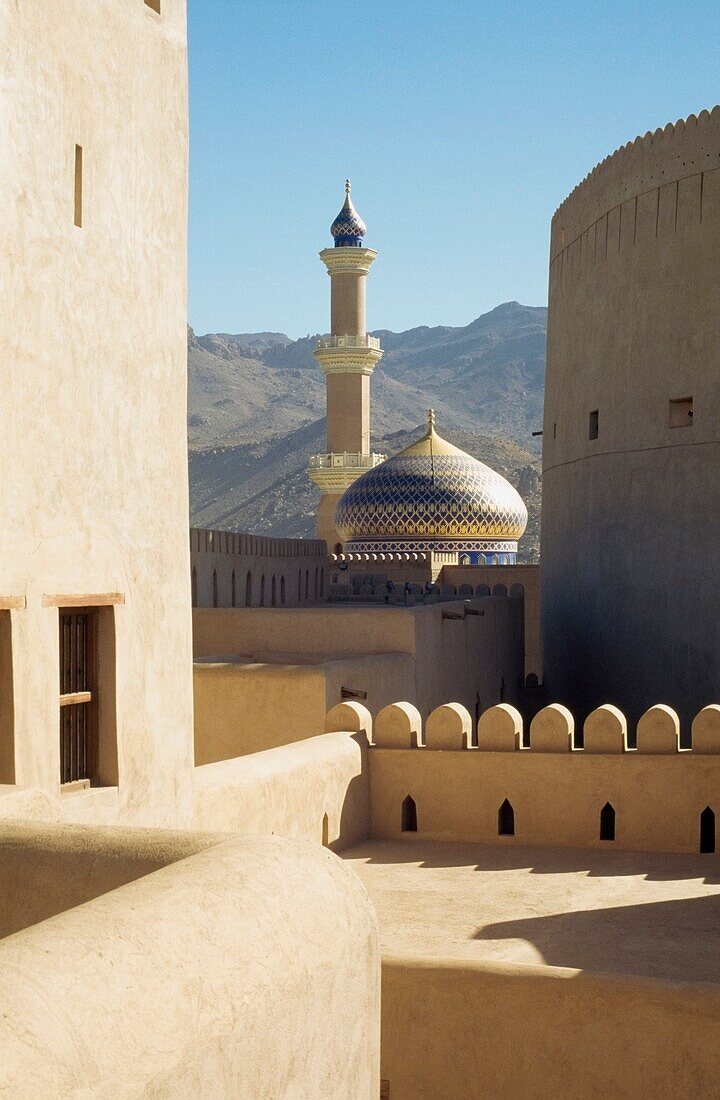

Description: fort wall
[439,563,540,675]
[193,595,524,725]
[542,107,720,727]
[368,702,720,854]
[193,652,414,762]
[194,726,371,851]
[381,955,720,1100]
[0,824,380,1098]
[190,527,329,608]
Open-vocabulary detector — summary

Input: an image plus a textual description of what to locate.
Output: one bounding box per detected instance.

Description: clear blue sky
[188,0,720,338]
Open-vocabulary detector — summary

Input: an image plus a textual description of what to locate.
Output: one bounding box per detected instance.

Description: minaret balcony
[308,451,386,494]
[313,336,383,376]
[316,334,382,351]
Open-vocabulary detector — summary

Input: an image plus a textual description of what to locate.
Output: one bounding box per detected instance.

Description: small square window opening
[669,397,693,428]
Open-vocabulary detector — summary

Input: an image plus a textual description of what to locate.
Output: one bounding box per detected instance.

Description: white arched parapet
[692,705,720,753]
[374,702,424,749]
[425,703,472,750]
[636,704,680,753]
[477,704,523,752]
[529,704,574,752]
[324,701,373,740]
[583,704,627,753]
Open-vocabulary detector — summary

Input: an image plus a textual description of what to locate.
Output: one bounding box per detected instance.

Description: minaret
[308,181,384,552]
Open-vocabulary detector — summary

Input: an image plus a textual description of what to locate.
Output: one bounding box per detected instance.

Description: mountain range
[188,301,547,562]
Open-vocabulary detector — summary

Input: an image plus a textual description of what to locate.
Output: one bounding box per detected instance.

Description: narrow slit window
[271,575,277,606]
[669,397,693,428]
[700,807,715,854]
[260,574,265,606]
[498,799,514,836]
[231,570,236,608]
[280,576,286,605]
[212,569,218,608]
[322,813,329,847]
[589,409,599,440]
[600,802,616,841]
[245,571,252,607]
[73,144,83,227]
[401,795,417,833]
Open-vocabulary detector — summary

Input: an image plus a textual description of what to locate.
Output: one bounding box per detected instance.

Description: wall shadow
[475,893,720,983]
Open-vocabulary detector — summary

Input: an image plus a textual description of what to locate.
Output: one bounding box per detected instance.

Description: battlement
[190,527,329,608]
[360,699,720,753]
[191,527,325,559]
[325,701,720,855]
[551,105,720,260]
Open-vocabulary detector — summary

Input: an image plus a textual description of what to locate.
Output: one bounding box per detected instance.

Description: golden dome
[336,411,528,554]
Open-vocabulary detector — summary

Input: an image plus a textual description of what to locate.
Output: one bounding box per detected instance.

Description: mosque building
[310,184,528,565]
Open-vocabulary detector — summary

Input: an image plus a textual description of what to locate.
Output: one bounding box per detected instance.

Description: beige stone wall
[381,955,720,1099]
[193,652,414,762]
[193,596,525,723]
[368,702,720,854]
[440,563,540,675]
[0,824,380,1098]
[542,109,720,728]
[191,528,328,608]
[194,729,371,850]
[0,0,194,825]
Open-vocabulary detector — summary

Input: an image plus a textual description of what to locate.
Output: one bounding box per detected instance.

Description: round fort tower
[308,181,384,551]
[541,108,720,730]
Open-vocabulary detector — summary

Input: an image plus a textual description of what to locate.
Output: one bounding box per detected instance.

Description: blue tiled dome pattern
[335,452,528,544]
[331,182,366,246]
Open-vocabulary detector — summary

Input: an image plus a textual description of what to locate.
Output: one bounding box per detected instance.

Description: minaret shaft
[330,271,367,337]
[326,374,370,454]
[307,182,385,551]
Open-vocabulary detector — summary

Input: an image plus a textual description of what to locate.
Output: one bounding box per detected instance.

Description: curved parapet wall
[0,829,380,1098]
[542,107,720,728]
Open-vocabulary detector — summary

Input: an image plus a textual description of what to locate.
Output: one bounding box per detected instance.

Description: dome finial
[330,179,366,247]
[428,408,436,433]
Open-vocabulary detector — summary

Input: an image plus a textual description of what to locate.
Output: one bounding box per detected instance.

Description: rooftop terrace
[344,839,720,984]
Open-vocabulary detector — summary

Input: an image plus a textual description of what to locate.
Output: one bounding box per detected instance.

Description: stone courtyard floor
[342,839,720,983]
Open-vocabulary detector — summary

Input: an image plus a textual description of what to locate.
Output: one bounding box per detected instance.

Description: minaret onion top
[330,179,367,247]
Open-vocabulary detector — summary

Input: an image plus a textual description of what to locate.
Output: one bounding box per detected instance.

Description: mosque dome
[330,179,367,247]
[335,411,528,563]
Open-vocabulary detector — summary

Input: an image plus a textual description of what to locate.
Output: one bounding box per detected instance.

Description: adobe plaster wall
[440,563,540,675]
[542,108,720,728]
[0,826,380,1098]
[381,955,720,1099]
[0,820,217,939]
[0,0,194,824]
[190,528,328,608]
[194,729,371,850]
[193,596,524,724]
[193,652,414,762]
[368,702,720,854]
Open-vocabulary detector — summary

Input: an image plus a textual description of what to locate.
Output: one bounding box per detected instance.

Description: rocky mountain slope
[188,301,546,562]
